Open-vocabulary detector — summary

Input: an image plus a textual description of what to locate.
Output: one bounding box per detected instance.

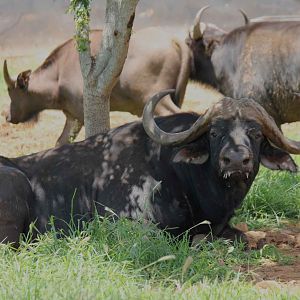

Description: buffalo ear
[172,144,209,165]
[260,141,298,172]
[17,70,31,89]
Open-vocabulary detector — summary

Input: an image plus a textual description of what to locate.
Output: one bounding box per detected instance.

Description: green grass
[233,156,300,229]
[0,217,297,299]
[2,147,296,298]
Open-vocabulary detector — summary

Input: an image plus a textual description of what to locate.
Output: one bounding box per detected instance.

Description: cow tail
[172,40,191,108]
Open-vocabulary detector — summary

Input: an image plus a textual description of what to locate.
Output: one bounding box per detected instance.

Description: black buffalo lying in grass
[0,90,299,246]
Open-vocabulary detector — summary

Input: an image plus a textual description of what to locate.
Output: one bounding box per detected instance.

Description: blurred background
[1,0,300,56]
[0,0,300,156]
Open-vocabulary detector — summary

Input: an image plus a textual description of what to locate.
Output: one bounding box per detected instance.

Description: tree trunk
[76,0,139,138]
[83,81,110,136]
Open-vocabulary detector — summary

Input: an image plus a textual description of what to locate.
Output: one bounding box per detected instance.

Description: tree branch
[95,0,138,93]
[69,0,93,79]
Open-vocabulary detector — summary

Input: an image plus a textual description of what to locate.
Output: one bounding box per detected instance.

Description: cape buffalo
[250,15,300,23]
[187,7,300,126]
[0,165,33,247]
[0,90,299,246]
[3,7,238,147]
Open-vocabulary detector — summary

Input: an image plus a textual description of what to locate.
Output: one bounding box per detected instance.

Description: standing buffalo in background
[3,28,189,146]
[250,15,300,23]
[3,7,251,146]
[187,7,300,127]
[0,90,299,246]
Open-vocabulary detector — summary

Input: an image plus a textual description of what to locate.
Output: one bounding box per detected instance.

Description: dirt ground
[238,223,300,288]
[0,56,299,289]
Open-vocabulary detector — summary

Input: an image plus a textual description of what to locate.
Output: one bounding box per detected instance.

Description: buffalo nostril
[243,158,250,165]
[222,157,230,165]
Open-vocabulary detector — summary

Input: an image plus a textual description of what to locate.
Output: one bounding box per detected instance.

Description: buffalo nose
[220,149,252,169]
[5,114,11,122]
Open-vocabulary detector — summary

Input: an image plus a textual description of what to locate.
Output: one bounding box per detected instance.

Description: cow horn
[246,100,300,154]
[143,89,215,146]
[238,9,250,25]
[191,6,210,40]
[3,60,15,88]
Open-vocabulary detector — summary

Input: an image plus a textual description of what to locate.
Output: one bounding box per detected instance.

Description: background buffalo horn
[248,101,300,154]
[143,89,214,146]
[238,9,250,25]
[191,6,210,40]
[3,60,15,88]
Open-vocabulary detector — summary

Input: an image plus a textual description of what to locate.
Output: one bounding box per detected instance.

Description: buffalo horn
[238,9,250,25]
[191,6,210,40]
[246,100,300,154]
[142,89,215,146]
[3,60,15,88]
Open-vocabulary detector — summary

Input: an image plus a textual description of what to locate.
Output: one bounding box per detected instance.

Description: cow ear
[172,144,209,165]
[260,140,298,172]
[17,70,31,90]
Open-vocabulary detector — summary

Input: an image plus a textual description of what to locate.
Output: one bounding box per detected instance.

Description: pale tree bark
[74,0,139,137]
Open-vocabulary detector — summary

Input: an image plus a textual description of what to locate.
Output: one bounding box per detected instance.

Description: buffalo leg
[218,225,248,244]
[191,224,247,246]
[0,167,33,247]
[56,113,83,147]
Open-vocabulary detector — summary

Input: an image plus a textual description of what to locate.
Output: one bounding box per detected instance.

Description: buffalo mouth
[9,111,40,125]
[23,113,39,124]
[221,170,252,181]
[6,116,19,124]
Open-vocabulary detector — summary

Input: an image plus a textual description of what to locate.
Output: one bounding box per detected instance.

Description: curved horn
[3,60,15,88]
[191,6,210,40]
[142,89,215,146]
[246,100,300,154]
[238,9,250,25]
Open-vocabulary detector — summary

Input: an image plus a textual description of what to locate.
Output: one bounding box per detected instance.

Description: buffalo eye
[247,128,262,140]
[210,130,218,138]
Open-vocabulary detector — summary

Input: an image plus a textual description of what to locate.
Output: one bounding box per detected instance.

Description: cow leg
[0,167,33,247]
[56,113,83,147]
